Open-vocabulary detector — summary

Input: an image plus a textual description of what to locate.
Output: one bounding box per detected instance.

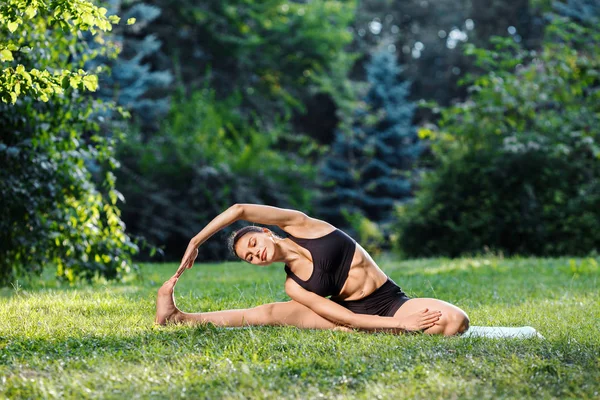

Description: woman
[156,204,469,335]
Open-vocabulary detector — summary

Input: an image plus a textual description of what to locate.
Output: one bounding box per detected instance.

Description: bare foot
[155,276,183,325]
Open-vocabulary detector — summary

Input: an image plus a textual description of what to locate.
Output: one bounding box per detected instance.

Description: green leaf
[69,75,82,88]
[81,12,95,26]
[82,75,98,91]
[0,49,13,62]
[127,18,136,25]
[25,6,37,19]
[7,21,19,33]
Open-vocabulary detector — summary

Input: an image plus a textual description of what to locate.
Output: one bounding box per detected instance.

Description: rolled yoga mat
[462,326,544,339]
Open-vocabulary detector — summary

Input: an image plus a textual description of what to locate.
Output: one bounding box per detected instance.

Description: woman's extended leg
[155,275,348,330]
[393,298,469,336]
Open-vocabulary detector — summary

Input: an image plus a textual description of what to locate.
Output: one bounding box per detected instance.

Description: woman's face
[235,231,276,265]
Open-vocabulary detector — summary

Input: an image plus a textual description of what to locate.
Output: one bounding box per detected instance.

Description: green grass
[1,256,599,399]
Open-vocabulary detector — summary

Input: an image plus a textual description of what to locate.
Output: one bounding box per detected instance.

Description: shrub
[116,88,319,260]
[0,1,137,284]
[394,17,600,257]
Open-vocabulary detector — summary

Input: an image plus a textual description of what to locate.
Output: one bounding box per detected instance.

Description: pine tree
[552,0,600,25]
[319,127,365,228]
[91,1,173,130]
[319,51,422,229]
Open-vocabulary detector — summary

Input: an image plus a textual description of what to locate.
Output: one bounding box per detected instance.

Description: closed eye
[246,237,257,262]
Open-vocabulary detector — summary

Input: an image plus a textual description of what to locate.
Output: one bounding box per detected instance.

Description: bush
[116,88,319,260]
[318,51,421,233]
[0,1,137,284]
[394,17,600,257]
[342,210,385,257]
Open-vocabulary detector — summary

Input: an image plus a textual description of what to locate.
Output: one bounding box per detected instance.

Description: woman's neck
[275,238,305,265]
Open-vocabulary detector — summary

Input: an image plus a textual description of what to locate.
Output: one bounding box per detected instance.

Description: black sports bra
[284,229,356,297]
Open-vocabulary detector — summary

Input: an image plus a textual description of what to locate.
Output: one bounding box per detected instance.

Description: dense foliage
[115,0,357,260]
[128,0,356,139]
[0,0,116,104]
[93,0,173,131]
[351,0,547,108]
[117,89,319,260]
[3,0,598,280]
[394,13,600,257]
[319,51,420,239]
[0,1,137,284]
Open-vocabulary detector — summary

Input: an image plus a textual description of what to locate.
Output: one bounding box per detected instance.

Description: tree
[116,88,319,260]
[92,0,173,132]
[552,0,600,25]
[350,0,546,110]
[319,51,421,232]
[394,14,600,257]
[0,0,137,284]
[113,0,358,259]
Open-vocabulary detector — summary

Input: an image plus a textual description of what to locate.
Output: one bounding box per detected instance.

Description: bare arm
[233,203,332,237]
[188,204,242,248]
[175,203,323,277]
[285,279,441,332]
[188,203,316,248]
[173,204,242,277]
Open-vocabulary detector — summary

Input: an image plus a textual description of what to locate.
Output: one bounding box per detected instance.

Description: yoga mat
[462,326,544,339]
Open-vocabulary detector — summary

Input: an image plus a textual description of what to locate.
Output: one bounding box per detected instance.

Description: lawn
[1,256,599,399]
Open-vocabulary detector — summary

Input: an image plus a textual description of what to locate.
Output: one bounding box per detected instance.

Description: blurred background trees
[113,0,356,260]
[1,0,598,283]
[319,51,421,250]
[395,1,600,257]
[350,0,547,108]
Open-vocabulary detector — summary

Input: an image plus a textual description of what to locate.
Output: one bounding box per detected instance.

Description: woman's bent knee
[444,310,469,336]
[459,312,470,334]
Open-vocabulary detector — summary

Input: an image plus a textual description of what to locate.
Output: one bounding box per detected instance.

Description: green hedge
[395,18,600,257]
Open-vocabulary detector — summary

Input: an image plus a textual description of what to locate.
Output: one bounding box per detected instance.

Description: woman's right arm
[174,204,243,276]
[189,204,242,248]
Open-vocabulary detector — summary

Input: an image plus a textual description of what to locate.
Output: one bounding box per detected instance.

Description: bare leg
[157,276,468,335]
[393,298,470,336]
[155,275,349,330]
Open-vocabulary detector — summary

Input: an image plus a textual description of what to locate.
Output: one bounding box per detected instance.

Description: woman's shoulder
[282,216,337,239]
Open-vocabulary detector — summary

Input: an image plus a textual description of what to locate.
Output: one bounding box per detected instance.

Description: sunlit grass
[1,256,599,399]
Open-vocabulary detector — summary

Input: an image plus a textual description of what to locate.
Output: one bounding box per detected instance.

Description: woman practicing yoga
[156,203,470,335]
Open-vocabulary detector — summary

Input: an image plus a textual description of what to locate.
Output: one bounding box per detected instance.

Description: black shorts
[332,278,410,317]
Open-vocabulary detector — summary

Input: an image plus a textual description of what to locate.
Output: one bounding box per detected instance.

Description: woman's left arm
[233,203,310,231]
